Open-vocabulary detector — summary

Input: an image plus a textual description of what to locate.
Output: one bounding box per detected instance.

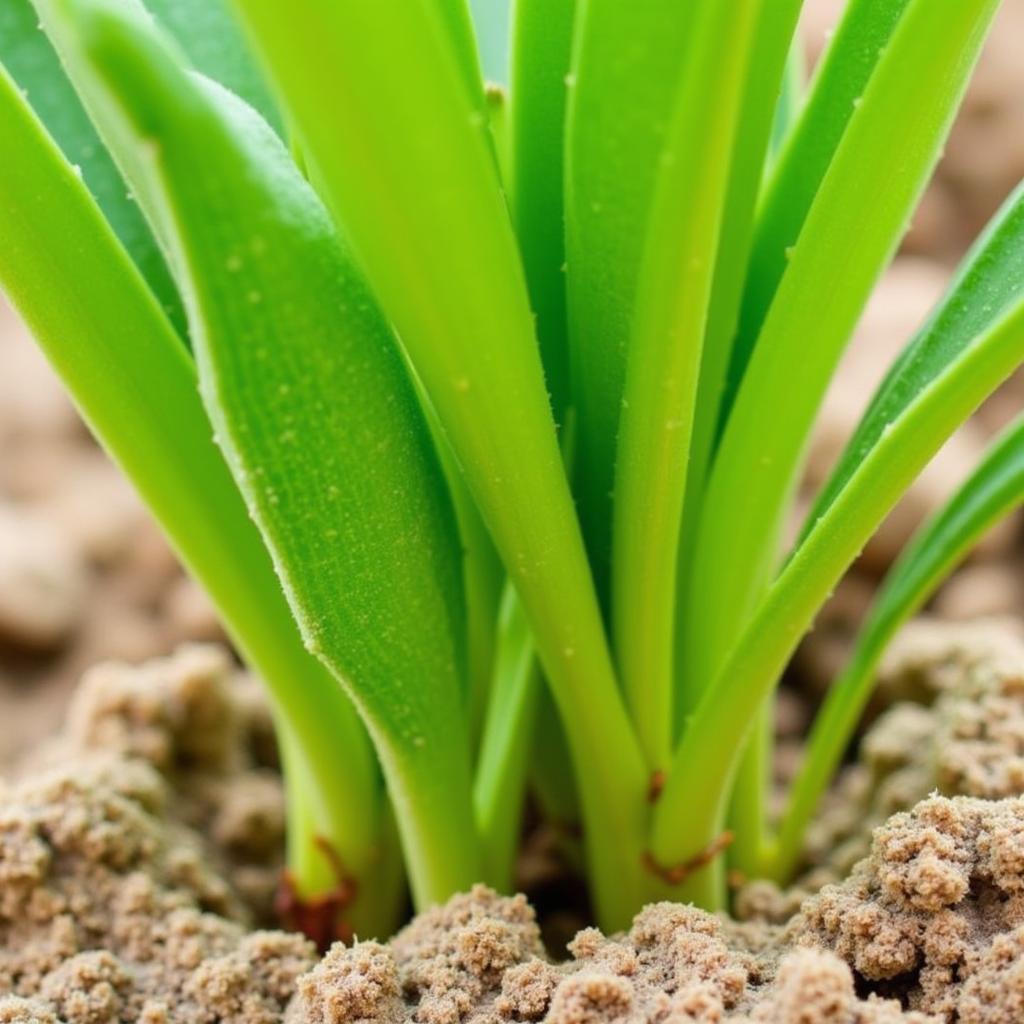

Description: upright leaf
[772,414,1024,881]
[44,0,481,907]
[680,0,1001,710]
[0,56,386,930]
[654,297,1024,902]
[610,0,766,769]
[726,0,914,417]
[564,1,699,588]
[233,0,651,931]
[509,0,576,417]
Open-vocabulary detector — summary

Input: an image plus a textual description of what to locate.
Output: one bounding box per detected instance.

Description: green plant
[0,0,1022,936]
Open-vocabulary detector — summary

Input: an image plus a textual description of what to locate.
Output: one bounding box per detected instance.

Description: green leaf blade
[805,180,1024,537]
[654,296,1024,896]
[564,1,699,587]
[728,0,913,410]
[610,0,768,770]
[51,0,482,907]
[509,0,576,417]
[0,53,388,927]
[771,413,1024,881]
[141,0,282,133]
[233,0,652,930]
[680,0,1001,712]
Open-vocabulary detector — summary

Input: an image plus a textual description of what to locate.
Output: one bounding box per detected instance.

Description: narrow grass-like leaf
[768,38,805,163]
[509,0,576,417]
[730,129,1023,880]
[653,298,1024,906]
[564,2,698,588]
[679,0,1000,713]
[2,0,182,331]
[726,0,913,414]
[673,0,804,731]
[611,0,766,770]
[49,0,482,908]
[804,181,1024,539]
[0,57,389,931]
[771,413,1024,881]
[234,0,650,931]
[474,585,540,891]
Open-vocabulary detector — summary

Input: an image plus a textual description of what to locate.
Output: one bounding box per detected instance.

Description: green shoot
[0,0,1020,935]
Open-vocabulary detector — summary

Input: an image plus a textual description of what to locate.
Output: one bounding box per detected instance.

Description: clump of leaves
[1,0,1022,937]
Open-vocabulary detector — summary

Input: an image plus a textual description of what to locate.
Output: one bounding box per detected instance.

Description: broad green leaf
[47,0,481,907]
[1,0,182,331]
[232,0,651,931]
[680,0,1000,713]
[564,1,699,589]
[509,0,576,417]
[803,180,1024,538]
[653,297,1024,903]
[726,0,913,418]
[772,413,1024,881]
[610,0,767,770]
[0,56,385,928]
[141,0,282,133]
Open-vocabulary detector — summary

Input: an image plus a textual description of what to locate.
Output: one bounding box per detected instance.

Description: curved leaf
[772,413,1024,881]
[141,0,282,132]
[610,0,767,769]
[803,180,1024,538]
[232,0,650,930]
[653,297,1024,902]
[0,56,387,928]
[47,0,481,907]
[680,0,1000,709]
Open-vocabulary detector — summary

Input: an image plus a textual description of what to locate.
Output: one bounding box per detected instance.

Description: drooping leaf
[44,0,481,907]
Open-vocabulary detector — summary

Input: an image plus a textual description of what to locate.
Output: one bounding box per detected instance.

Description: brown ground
[2,1,1024,1020]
